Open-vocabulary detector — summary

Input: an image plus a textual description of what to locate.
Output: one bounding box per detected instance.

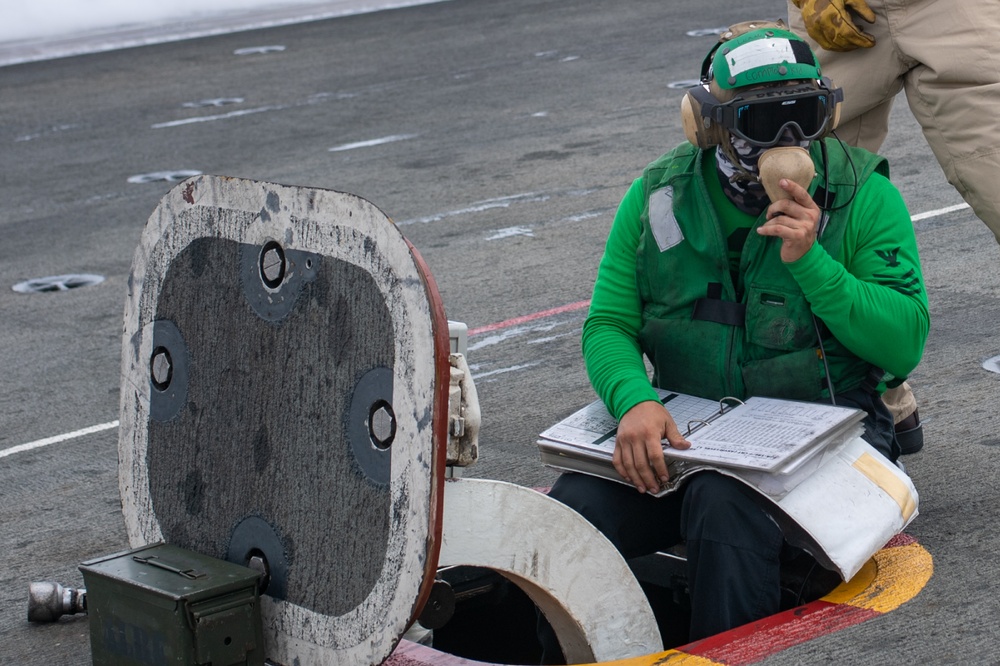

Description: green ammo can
[80,542,265,666]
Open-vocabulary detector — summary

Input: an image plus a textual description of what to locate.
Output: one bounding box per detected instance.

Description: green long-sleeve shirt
[582,150,929,420]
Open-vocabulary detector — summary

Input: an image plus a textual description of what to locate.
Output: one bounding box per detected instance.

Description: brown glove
[792,0,877,51]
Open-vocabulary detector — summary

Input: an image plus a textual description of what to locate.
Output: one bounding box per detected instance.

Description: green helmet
[709,28,822,90]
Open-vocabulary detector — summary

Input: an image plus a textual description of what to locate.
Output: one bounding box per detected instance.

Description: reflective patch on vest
[649,186,683,252]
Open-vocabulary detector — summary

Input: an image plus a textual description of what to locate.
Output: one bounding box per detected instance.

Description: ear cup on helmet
[680,91,707,148]
[680,83,733,149]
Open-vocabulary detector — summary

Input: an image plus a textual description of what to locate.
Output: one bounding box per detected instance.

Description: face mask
[715,130,809,215]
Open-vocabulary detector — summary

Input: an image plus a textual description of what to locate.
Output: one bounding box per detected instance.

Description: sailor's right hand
[614,401,691,494]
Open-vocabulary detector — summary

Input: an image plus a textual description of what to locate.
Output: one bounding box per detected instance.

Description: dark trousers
[538,470,783,661]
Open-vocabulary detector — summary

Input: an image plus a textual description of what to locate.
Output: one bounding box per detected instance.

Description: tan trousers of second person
[788,0,1000,245]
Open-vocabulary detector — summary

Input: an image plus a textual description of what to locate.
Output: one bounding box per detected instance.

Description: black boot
[895,409,923,455]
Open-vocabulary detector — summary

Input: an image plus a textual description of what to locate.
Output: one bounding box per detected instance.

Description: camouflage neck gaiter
[715,131,809,216]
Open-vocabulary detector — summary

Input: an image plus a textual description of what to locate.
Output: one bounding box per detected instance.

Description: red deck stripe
[682,600,881,664]
[387,640,494,666]
[883,532,916,548]
[467,300,590,336]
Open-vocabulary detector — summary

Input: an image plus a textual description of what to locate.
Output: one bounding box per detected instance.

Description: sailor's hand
[793,0,876,52]
[758,178,821,263]
[613,401,690,494]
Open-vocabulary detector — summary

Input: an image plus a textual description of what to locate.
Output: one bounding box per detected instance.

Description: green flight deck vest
[636,139,889,402]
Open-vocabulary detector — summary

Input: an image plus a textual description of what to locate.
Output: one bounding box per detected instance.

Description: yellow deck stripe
[822,558,877,605]
[842,542,934,614]
[579,650,721,665]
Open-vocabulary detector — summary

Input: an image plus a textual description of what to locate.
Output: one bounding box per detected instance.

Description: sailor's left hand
[757,178,821,263]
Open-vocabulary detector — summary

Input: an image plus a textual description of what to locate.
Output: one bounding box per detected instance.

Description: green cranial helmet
[709,28,822,90]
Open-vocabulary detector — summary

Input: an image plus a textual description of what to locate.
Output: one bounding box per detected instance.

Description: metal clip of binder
[684,396,744,436]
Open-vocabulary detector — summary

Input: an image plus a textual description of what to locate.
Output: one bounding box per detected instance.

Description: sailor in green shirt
[542,24,928,653]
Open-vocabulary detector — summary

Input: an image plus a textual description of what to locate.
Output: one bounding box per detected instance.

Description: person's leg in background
[886,0,1000,446]
[893,0,1000,246]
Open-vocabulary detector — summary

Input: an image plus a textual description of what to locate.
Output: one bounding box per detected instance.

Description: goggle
[692,80,843,147]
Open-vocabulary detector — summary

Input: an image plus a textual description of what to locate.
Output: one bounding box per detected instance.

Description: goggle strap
[688,85,724,122]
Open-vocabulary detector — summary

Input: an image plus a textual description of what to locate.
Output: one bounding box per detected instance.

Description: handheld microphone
[758,146,815,202]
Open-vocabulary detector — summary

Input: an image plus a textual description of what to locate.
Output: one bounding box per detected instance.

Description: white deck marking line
[910,202,970,222]
[468,321,561,352]
[152,105,285,128]
[471,362,541,380]
[329,134,417,151]
[396,192,550,225]
[485,226,534,240]
[1,420,119,459]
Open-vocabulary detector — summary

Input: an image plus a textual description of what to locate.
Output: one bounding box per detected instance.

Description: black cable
[817,131,859,213]
[793,559,821,606]
[813,315,837,406]
[816,140,833,237]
